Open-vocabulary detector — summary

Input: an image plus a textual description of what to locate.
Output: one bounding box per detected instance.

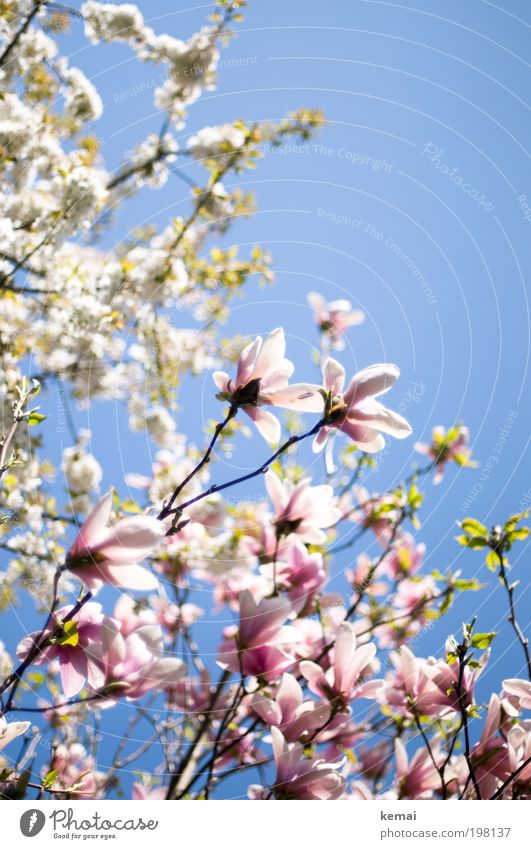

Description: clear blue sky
[6,0,531,798]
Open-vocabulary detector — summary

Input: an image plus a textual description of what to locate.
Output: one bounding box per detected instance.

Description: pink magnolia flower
[96,618,187,700]
[506,725,531,794]
[381,532,426,579]
[113,593,156,636]
[65,490,164,591]
[49,742,101,798]
[300,622,383,709]
[251,673,330,743]
[308,291,364,350]
[502,678,531,712]
[415,425,477,484]
[261,538,327,614]
[381,645,485,719]
[265,469,341,545]
[248,726,345,799]
[349,486,402,546]
[356,741,392,780]
[313,357,412,453]
[395,738,441,799]
[0,717,30,751]
[217,589,296,680]
[467,695,512,799]
[16,602,106,698]
[213,327,322,443]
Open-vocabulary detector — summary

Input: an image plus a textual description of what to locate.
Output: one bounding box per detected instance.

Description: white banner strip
[3,800,529,849]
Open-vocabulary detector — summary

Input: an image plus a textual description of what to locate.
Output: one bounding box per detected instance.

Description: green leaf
[471,632,496,649]
[460,518,488,537]
[27,412,47,426]
[455,534,486,549]
[43,769,57,790]
[455,578,483,591]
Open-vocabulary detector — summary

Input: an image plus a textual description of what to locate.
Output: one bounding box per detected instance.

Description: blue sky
[3,0,531,798]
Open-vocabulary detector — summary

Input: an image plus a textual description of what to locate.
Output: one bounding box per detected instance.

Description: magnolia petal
[97,515,164,562]
[244,406,281,443]
[265,383,324,413]
[339,419,386,453]
[59,648,88,698]
[343,363,400,406]
[251,327,285,380]
[276,672,303,718]
[212,370,230,392]
[350,401,412,439]
[100,562,159,591]
[312,426,330,453]
[322,357,345,395]
[0,719,31,751]
[236,336,261,387]
[68,489,113,558]
[265,469,286,514]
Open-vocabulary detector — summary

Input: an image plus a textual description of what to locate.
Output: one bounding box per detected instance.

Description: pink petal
[299,660,326,696]
[328,299,352,313]
[251,693,282,726]
[312,426,330,453]
[338,418,386,453]
[332,623,357,693]
[265,470,286,514]
[276,673,303,719]
[244,407,281,443]
[101,617,126,673]
[394,738,408,777]
[322,357,345,395]
[100,562,159,590]
[343,363,400,406]
[307,292,326,314]
[350,401,412,438]
[265,383,324,413]
[59,648,88,698]
[68,489,113,558]
[0,720,31,751]
[236,336,261,387]
[212,371,230,392]
[250,328,285,380]
[97,515,164,562]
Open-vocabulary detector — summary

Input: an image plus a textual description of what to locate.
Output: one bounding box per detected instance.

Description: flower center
[232,377,261,407]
